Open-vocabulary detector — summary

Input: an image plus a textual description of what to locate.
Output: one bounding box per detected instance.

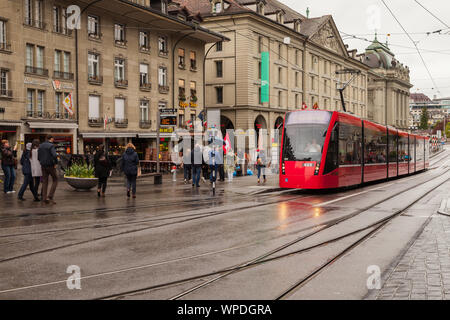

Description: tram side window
[388,132,398,163]
[416,138,424,162]
[338,123,362,165]
[410,137,416,162]
[398,136,409,162]
[364,127,387,164]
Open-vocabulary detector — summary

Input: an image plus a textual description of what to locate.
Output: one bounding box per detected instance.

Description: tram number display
[160,115,177,127]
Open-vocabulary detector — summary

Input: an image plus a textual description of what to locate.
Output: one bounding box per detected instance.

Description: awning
[27,122,78,129]
[81,132,137,138]
[0,121,22,127]
[138,133,175,138]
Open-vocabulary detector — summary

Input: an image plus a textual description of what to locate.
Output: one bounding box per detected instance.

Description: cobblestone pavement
[374,213,450,300]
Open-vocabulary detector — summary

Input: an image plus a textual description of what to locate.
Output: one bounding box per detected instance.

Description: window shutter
[115,98,125,120]
[140,63,148,74]
[89,95,100,118]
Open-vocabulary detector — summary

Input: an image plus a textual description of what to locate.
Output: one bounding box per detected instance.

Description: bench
[140,172,163,184]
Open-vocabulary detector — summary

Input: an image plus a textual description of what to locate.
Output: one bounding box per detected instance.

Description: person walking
[225,150,236,182]
[183,148,192,184]
[94,145,111,197]
[208,147,219,184]
[191,143,202,188]
[38,135,58,204]
[30,139,42,198]
[18,143,39,201]
[1,139,17,194]
[256,149,267,184]
[121,143,139,198]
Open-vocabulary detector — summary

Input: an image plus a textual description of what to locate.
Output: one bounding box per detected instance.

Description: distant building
[409,93,450,129]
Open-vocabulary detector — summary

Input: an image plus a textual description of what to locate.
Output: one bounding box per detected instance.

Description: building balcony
[0,89,12,99]
[88,32,102,40]
[88,75,103,85]
[53,25,72,36]
[140,82,152,91]
[88,117,104,127]
[115,79,128,88]
[54,71,74,81]
[25,66,49,77]
[114,118,128,128]
[190,63,197,72]
[178,63,186,70]
[24,19,46,30]
[114,39,127,46]
[140,45,150,52]
[159,85,169,94]
[139,120,151,129]
[159,50,168,57]
[0,42,12,53]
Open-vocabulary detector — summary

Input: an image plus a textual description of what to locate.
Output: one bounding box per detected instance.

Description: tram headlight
[314,163,320,175]
[282,162,285,175]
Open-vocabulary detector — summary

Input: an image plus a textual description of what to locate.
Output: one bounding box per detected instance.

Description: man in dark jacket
[121,143,139,198]
[18,143,39,201]
[1,139,17,194]
[38,135,58,204]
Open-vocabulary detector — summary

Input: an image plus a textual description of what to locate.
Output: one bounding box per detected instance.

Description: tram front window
[282,124,329,162]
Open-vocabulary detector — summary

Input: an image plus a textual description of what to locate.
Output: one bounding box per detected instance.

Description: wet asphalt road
[0,147,449,300]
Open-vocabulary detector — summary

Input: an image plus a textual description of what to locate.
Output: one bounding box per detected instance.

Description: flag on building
[62,93,74,115]
[301,102,308,110]
[223,132,232,154]
[313,102,319,110]
[104,114,108,130]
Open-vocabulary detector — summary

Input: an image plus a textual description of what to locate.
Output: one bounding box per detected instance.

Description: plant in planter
[64,163,98,190]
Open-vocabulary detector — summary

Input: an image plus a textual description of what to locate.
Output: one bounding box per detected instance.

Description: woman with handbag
[94,144,112,197]
[121,143,139,198]
[18,143,40,201]
[30,139,42,199]
[1,139,17,194]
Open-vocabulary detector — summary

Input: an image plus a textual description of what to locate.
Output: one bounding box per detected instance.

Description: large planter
[64,176,98,191]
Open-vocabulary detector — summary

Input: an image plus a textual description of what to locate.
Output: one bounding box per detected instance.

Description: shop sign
[24,77,50,87]
[189,102,198,108]
[179,101,189,108]
[160,127,174,133]
[159,108,177,114]
[52,80,74,91]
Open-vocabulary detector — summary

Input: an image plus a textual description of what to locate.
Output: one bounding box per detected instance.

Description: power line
[413,0,450,29]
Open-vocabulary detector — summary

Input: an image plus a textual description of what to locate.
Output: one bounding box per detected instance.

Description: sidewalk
[374,199,450,300]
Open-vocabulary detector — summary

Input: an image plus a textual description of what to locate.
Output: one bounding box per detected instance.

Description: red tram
[279,110,429,189]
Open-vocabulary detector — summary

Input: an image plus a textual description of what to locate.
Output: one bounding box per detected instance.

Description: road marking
[314,184,394,208]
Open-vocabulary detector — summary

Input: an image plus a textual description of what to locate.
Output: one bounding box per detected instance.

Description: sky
[281,0,450,99]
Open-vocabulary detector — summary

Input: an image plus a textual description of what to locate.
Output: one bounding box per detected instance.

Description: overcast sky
[281,0,450,99]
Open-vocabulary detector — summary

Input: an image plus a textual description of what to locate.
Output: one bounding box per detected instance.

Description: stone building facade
[0,0,225,157]
[174,0,370,136]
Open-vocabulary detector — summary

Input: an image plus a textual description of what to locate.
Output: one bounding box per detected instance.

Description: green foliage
[65,163,95,178]
[419,107,429,130]
[446,122,450,138]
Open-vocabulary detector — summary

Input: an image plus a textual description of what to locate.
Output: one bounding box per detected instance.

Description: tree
[446,122,450,139]
[419,107,429,130]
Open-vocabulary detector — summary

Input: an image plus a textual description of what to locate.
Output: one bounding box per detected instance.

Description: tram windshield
[282,111,331,162]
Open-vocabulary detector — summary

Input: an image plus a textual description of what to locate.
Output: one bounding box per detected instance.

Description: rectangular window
[258,36,263,53]
[178,48,185,68]
[26,44,33,67]
[216,87,223,104]
[190,81,196,97]
[139,31,149,50]
[216,41,222,52]
[88,15,100,37]
[27,89,34,116]
[295,71,299,87]
[88,53,99,78]
[339,123,362,165]
[190,51,196,70]
[37,90,44,116]
[140,100,149,121]
[158,36,167,54]
[258,87,262,105]
[114,98,125,120]
[311,76,315,91]
[55,92,61,117]
[0,69,8,95]
[52,5,67,34]
[35,0,43,28]
[25,0,33,25]
[278,91,282,107]
[63,52,70,72]
[114,58,125,81]
[36,46,44,69]
[114,24,125,43]
[324,79,328,94]
[54,50,61,72]
[215,61,223,78]
[278,67,282,84]
[0,20,6,47]
[158,67,167,86]
[178,79,185,97]
[53,6,59,32]
[278,43,282,59]
[295,50,299,66]
[295,94,299,107]
[139,63,149,86]
[258,61,261,79]
[88,95,100,118]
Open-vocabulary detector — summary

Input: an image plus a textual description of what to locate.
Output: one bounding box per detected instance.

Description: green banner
[261,51,269,103]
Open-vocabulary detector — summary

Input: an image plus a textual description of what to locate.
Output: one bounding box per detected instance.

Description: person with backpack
[121,143,139,198]
[1,139,17,194]
[256,149,268,184]
[38,135,58,204]
[18,143,39,201]
[94,144,112,197]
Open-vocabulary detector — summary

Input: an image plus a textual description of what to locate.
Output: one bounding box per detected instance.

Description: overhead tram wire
[380,0,441,96]
[413,0,450,29]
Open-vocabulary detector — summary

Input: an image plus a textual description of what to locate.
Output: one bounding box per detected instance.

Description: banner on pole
[261,51,269,103]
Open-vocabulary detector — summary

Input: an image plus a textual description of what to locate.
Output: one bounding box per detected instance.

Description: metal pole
[203,42,220,123]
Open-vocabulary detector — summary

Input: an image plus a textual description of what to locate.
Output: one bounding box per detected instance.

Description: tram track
[94,167,450,300]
